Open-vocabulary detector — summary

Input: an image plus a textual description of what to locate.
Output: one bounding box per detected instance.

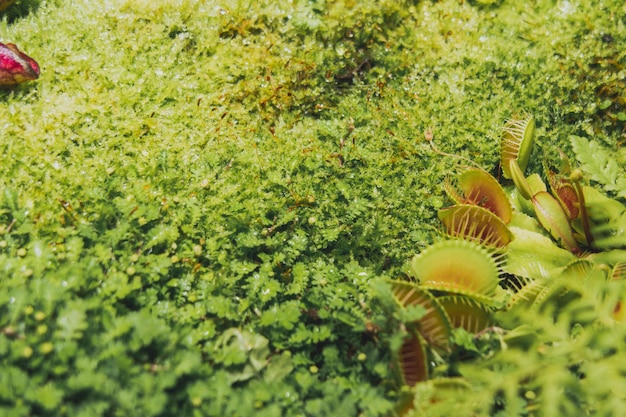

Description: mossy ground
[1,0,624,416]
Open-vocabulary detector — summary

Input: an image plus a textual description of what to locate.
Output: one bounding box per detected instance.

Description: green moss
[1,0,625,415]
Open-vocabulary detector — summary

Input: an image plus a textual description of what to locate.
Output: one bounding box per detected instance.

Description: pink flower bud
[0,42,40,87]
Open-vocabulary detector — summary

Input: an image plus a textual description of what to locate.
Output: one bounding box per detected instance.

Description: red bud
[0,42,40,86]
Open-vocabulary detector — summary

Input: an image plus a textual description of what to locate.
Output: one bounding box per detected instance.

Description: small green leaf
[571,136,626,196]
[599,99,612,110]
[56,304,88,340]
[27,383,64,410]
[2,187,19,212]
[264,352,294,382]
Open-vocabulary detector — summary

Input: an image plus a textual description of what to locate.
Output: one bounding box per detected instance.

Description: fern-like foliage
[570,135,626,198]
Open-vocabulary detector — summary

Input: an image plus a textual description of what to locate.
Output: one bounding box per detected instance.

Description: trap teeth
[410,239,501,301]
[501,114,535,179]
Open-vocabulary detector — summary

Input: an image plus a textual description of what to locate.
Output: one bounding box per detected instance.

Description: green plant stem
[571,170,594,248]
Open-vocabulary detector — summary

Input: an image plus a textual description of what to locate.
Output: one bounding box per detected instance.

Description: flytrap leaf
[501,114,535,179]
[395,329,429,387]
[560,259,596,281]
[438,204,513,249]
[531,191,581,255]
[454,168,512,223]
[508,159,533,200]
[389,280,451,350]
[547,169,580,220]
[409,240,501,304]
[437,295,493,334]
[578,186,626,250]
[504,278,558,313]
[503,260,597,318]
[505,226,577,279]
[611,263,626,281]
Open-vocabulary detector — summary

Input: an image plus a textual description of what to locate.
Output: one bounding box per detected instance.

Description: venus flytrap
[500,114,535,180]
[509,158,582,255]
[496,117,626,287]
[502,114,588,256]
[387,239,502,415]
[1,0,624,415]
[506,135,625,259]
[388,113,626,415]
[386,234,505,408]
[439,167,514,250]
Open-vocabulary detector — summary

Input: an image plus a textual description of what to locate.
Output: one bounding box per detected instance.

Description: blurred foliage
[1,0,625,416]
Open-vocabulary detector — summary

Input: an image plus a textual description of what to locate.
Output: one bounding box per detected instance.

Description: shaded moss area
[0,0,624,416]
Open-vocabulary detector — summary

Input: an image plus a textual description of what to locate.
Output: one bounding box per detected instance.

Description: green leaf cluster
[571,135,626,198]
